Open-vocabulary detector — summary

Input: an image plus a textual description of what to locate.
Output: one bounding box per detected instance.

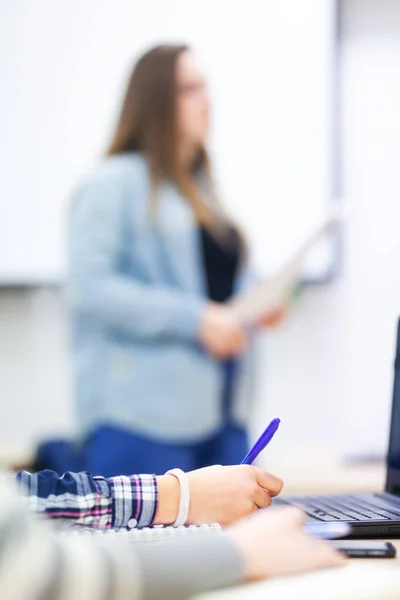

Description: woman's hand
[187,465,283,526]
[155,465,283,527]
[226,506,346,582]
[198,303,248,359]
[259,306,287,328]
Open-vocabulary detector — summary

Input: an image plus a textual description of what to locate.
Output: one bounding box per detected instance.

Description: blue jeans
[85,360,248,477]
[85,422,248,477]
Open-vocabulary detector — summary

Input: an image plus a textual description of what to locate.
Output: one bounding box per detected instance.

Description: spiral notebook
[67,523,222,544]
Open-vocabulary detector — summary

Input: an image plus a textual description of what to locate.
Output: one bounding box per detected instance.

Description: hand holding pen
[242,418,350,540]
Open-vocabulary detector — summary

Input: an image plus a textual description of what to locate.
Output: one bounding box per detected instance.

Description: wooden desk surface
[193,560,400,600]
[194,457,400,600]
[194,541,400,600]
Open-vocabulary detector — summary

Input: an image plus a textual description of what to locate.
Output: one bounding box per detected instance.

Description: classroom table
[193,455,400,600]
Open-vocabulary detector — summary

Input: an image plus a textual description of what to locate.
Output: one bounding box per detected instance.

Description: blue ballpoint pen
[241,418,281,465]
[241,418,351,539]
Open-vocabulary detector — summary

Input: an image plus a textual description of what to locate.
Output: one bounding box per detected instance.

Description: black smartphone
[331,541,396,558]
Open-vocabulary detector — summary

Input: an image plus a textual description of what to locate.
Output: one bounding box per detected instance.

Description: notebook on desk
[67,523,222,543]
[273,318,400,537]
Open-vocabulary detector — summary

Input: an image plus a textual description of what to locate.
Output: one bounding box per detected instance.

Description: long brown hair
[107,44,217,229]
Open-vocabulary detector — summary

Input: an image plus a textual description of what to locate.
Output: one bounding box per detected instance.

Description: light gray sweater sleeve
[134,535,244,600]
[0,477,244,600]
[68,169,206,342]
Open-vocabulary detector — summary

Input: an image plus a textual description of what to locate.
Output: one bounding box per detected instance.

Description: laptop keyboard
[276,494,400,522]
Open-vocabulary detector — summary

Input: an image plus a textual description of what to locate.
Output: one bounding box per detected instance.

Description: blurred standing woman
[68,45,281,477]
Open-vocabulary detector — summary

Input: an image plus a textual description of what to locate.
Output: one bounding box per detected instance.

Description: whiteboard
[0,0,338,284]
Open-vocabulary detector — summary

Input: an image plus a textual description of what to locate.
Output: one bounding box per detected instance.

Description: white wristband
[165,468,190,527]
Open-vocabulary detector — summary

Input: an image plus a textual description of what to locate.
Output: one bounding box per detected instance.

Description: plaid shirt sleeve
[14,469,158,529]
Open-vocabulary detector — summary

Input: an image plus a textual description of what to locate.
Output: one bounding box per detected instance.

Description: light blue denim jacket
[67,153,257,442]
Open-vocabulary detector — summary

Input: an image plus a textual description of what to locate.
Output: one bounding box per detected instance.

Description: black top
[199,225,242,303]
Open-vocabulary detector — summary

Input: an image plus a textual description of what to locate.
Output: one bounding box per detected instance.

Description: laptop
[274,318,400,537]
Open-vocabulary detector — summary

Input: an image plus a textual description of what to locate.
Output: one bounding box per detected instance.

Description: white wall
[0,0,336,283]
[1,0,400,466]
[263,0,400,465]
[0,289,73,460]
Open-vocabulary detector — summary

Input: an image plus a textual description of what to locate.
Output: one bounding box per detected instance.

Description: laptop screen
[386,318,400,496]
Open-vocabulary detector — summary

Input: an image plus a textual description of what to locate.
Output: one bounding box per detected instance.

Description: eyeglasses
[177,80,207,97]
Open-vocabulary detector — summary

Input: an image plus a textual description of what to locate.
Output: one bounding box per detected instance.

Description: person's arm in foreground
[15,465,284,529]
[0,476,345,600]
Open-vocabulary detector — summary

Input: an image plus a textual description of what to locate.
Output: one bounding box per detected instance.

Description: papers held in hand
[229,209,343,326]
